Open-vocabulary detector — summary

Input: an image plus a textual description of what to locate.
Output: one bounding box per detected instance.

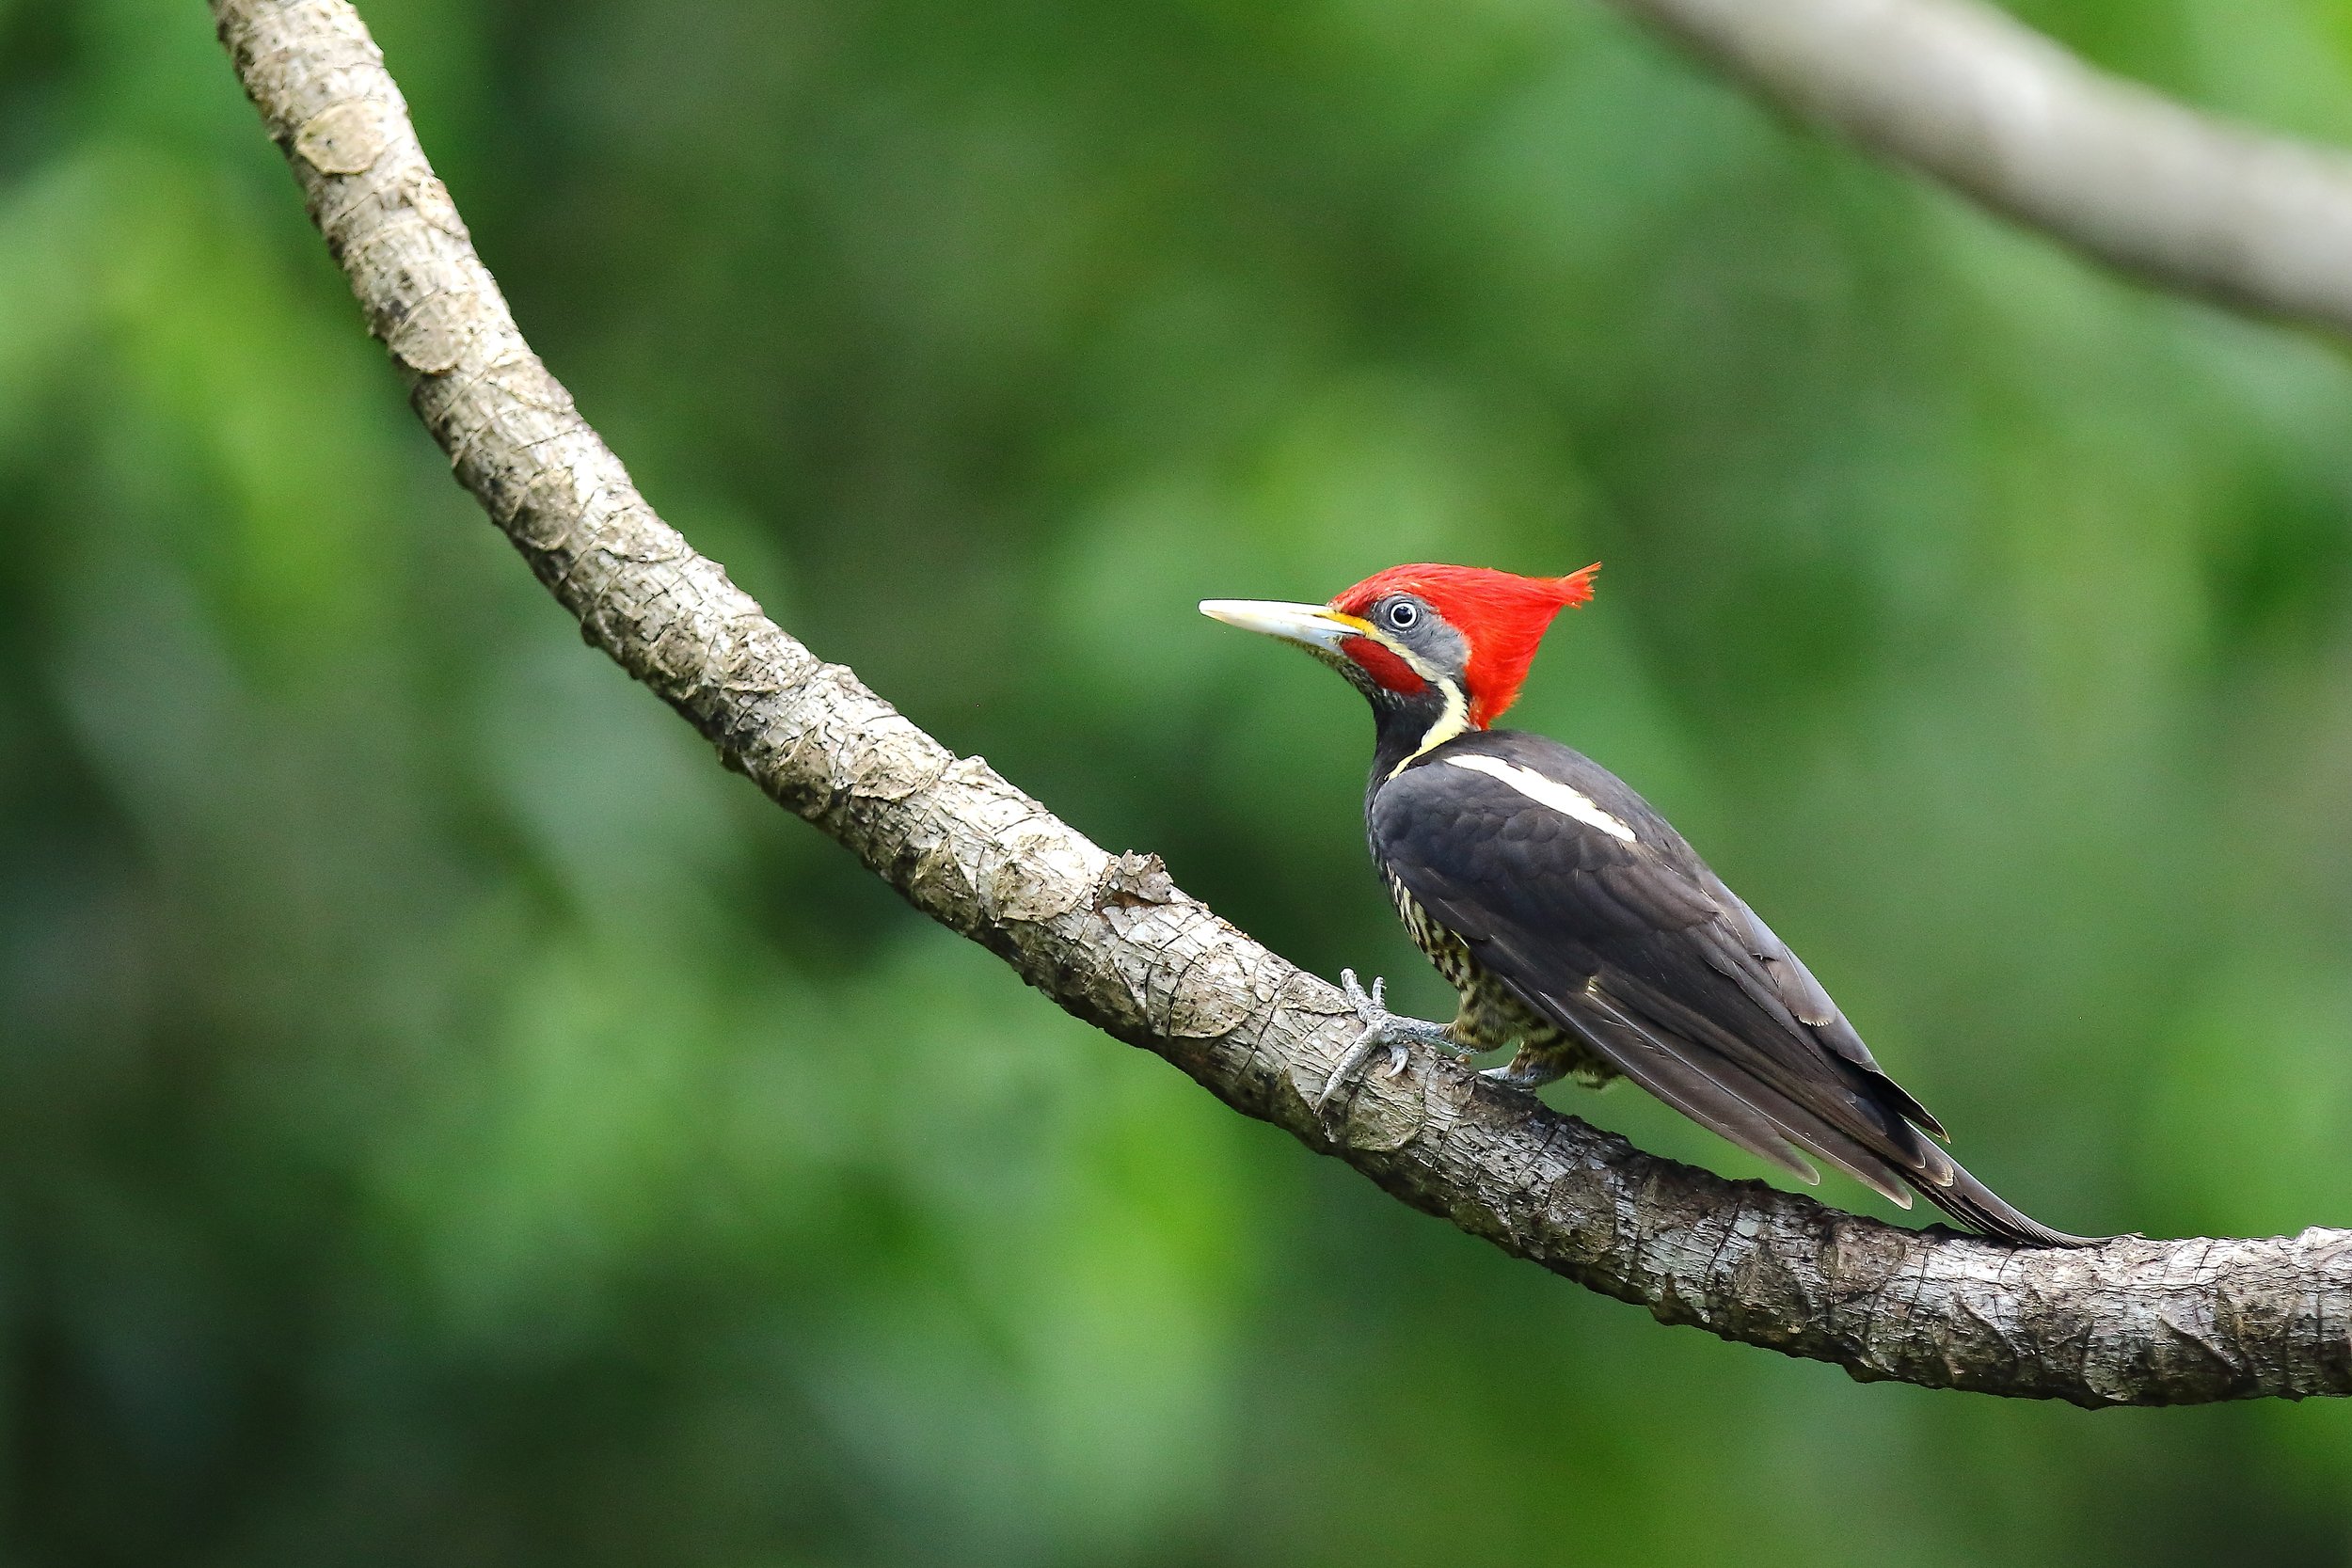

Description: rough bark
[1609,0,2352,334]
[209,0,2352,1407]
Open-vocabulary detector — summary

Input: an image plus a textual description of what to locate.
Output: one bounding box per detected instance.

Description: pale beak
[1198,599,1369,653]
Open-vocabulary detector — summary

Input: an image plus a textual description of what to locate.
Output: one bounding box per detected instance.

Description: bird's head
[1200,562,1598,736]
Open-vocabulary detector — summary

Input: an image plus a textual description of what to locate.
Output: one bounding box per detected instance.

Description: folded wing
[1372,733,2085,1247]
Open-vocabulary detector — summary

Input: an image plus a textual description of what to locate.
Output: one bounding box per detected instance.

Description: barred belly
[1383,871,1620,1087]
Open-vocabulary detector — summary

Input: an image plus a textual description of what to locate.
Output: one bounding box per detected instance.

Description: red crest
[1330,562,1598,727]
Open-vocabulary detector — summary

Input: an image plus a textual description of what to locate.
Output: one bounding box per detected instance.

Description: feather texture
[1370,728,2087,1247]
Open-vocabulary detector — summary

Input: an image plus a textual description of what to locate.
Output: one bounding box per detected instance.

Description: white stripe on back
[1441,753,1638,843]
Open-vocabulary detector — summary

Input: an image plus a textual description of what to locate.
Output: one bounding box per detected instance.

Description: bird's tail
[1912,1159,2101,1248]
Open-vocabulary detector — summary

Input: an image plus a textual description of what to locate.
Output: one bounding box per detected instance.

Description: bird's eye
[1385,600,1421,631]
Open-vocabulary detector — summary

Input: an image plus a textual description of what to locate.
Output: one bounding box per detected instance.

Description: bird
[1200,562,2090,1248]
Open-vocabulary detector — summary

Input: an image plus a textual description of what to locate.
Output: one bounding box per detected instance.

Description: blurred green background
[7,0,2352,1561]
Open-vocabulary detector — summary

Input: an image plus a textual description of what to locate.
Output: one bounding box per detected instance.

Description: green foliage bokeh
[7,0,2352,1561]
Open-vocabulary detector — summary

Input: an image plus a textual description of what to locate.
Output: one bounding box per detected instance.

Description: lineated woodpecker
[1202,563,2087,1247]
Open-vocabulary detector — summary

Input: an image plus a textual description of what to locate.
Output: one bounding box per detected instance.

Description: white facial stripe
[1419,682,1469,751]
[1442,754,1637,842]
[1389,681,1469,778]
[1357,624,1439,685]
[1357,625,1470,778]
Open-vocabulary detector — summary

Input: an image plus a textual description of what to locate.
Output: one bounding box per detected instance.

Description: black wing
[1371,731,2085,1247]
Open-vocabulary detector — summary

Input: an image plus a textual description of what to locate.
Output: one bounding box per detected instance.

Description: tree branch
[1607,0,2352,335]
[210,0,2352,1407]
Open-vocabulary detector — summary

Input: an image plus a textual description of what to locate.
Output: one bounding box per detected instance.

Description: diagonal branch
[1607,0,2352,335]
[210,0,2352,1407]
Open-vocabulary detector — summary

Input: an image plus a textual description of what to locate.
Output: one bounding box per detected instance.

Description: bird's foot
[1479,1042,1574,1095]
[1319,970,1468,1115]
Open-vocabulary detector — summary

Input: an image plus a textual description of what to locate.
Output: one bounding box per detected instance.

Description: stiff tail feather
[1910,1160,2100,1249]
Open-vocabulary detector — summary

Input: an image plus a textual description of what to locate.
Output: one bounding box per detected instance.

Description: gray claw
[1479,1049,1571,1094]
[1320,968,1459,1115]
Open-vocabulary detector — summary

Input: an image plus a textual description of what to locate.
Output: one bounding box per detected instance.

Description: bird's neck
[1367,678,1474,786]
